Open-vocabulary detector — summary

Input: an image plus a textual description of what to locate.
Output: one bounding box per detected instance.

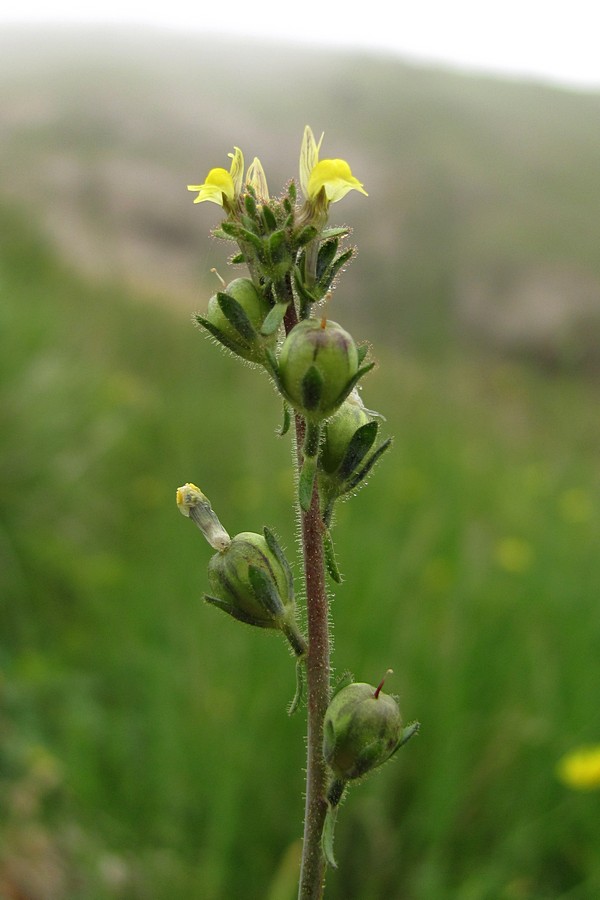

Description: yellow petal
[307,158,368,203]
[228,146,245,197]
[246,157,269,202]
[187,167,235,206]
[557,746,600,790]
[299,125,324,198]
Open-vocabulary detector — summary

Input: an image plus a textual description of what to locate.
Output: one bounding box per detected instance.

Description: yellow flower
[299,125,367,203]
[557,745,600,790]
[245,157,269,203]
[188,146,244,207]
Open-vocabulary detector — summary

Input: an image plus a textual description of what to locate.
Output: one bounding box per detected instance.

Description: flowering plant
[179,127,418,898]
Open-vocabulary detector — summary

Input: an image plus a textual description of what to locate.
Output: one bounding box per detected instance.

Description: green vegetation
[2,191,600,899]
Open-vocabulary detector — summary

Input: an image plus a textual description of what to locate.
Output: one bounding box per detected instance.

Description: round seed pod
[278,318,358,421]
[320,393,371,474]
[205,278,275,361]
[323,682,403,781]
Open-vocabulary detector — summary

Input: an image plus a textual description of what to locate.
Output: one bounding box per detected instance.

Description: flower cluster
[188,126,366,216]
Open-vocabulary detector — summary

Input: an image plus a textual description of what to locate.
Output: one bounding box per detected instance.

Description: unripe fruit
[278,318,358,420]
[205,278,275,361]
[323,682,402,781]
[320,394,371,474]
[208,531,290,627]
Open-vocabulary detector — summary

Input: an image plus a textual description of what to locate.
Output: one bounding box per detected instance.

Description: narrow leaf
[264,527,294,600]
[299,456,317,511]
[261,301,288,336]
[324,528,342,583]
[316,238,338,280]
[337,421,379,481]
[248,565,285,618]
[288,658,305,716]
[195,314,249,355]
[331,671,354,700]
[217,292,256,342]
[262,204,277,232]
[204,594,269,628]
[356,342,370,366]
[278,402,291,437]
[344,437,392,493]
[321,806,339,869]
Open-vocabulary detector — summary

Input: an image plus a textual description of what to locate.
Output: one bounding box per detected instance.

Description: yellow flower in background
[299,125,367,203]
[188,147,244,207]
[245,156,270,203]
[557,745,600,790]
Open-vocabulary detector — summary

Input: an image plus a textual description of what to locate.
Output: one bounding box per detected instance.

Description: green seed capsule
[320,392,371,474]
[208,531,289,626]
[323,682,403,781]
[278,318,359,420]
[205,278,275,362]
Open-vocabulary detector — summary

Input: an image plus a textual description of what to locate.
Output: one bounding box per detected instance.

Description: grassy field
[2,201,600,899]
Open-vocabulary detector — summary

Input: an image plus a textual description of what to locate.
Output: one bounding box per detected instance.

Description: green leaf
[344,437,392,493]
[299,455,317,511]
[293,265,321,305]
[262,204,277,232]
[356,342,370,366]
[331,671,354,699]
[204,594,269,628]
[229,252,245,265]
[195,314,249,355]
[288,658,305,716]
[321,805,339,869]
[278,402,291,437]
[338,421,379,481]
[316,238,338,280]
[263,527,294,600]
[248,565,285,618]
[336,361,375,407]
[320,226,350,240]
[260,301,287,336]
[324,528,342,583]
[295,225,318,247]
[217,292,256,343]
[392,721,421,755]
[244,193,257,218]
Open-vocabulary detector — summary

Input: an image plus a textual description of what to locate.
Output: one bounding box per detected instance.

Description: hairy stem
[296,411,330,900]
[283,299,331,899]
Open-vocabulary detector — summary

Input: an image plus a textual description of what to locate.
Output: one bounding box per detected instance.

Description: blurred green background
[1,26,600,900]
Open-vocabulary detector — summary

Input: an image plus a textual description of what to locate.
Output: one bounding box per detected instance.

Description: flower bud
[323,681,403,781]
[206,529,307,658]
[202,278,276,362]
[278,318,359,421]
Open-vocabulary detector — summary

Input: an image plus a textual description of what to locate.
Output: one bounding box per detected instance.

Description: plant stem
[283,282,331,899]
[296,411,331,900]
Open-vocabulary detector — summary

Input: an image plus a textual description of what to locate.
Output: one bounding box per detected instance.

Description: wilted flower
[176,483,231,551]
[187,147,244,208]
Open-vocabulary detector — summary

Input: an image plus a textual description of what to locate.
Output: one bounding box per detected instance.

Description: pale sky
[2,0,599,91]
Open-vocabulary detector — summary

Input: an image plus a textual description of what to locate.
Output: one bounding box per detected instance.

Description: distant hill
[2,25,599,365]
